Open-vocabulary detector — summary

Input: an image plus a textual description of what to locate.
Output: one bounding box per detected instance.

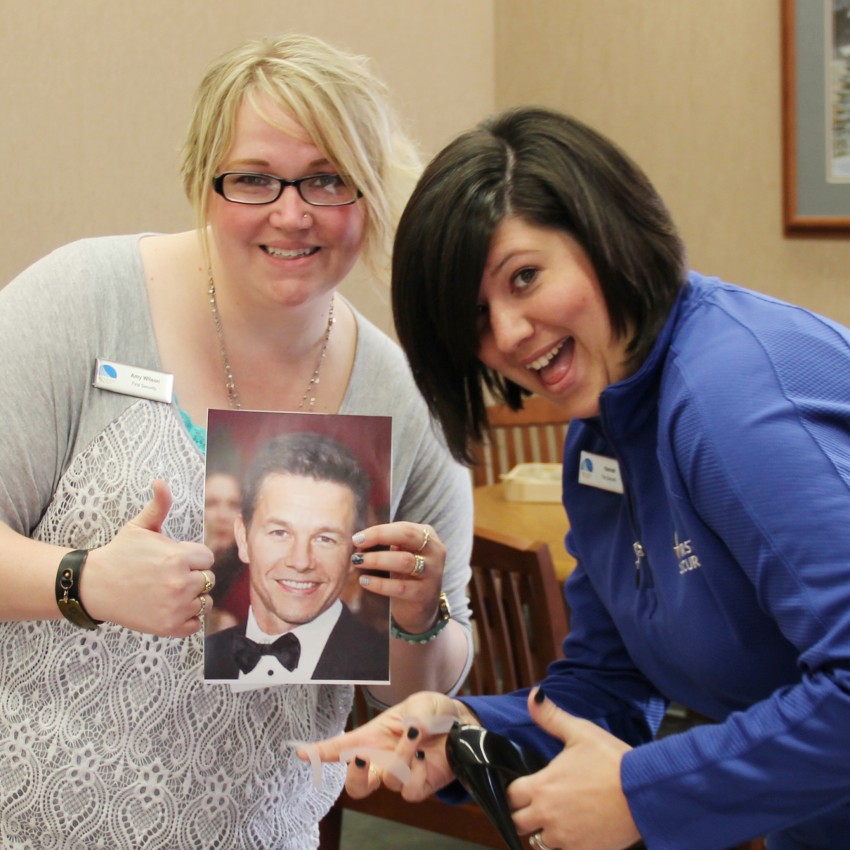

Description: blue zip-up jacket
[463,274,850,849]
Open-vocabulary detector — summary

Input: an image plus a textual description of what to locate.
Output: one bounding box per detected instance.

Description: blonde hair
[180,33,421,278]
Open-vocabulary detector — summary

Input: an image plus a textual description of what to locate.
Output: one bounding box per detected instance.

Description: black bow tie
[233,632,301,674]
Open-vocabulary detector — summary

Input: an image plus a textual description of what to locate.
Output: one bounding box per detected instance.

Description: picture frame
[782,0,850,235]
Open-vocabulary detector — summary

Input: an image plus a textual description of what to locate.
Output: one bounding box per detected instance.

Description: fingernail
[351,553,364,565]
[355,757,366,768]
[359,576,371,587]
[406,727,419,740]
[415,750,425,761]
[352,532,366,545]
[534,687,546,705]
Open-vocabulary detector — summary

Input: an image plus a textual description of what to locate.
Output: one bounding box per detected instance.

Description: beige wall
[495,0,850,325]
[3,0,848,331]
[0,0,494,334]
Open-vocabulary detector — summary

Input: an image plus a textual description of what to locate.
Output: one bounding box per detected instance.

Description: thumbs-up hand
[80,480,215,637]
[130,477,173,534]
[507,688,641,850]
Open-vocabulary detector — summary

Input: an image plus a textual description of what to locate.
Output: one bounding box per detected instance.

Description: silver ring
[196,595,207,617]
[201,569,214,595]
[410,554,426,577]
[417,526,431,552]
[529,833,555,850]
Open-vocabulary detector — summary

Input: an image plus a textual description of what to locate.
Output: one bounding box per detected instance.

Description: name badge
[578,450,624,494]
[92,358,174,404]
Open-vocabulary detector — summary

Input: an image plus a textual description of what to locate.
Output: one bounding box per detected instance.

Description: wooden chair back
[465,527,568,694]
[318,527,568,849]
[472,396,570,487]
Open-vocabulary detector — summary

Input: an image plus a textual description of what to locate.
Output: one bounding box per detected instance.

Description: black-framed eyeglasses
[212,171,362,207]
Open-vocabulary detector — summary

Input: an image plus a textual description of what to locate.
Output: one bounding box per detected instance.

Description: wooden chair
[472,396,570,487]
[318,527,568,849]
[465,527,569,693]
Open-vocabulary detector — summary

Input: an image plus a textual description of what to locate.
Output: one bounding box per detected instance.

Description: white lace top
[0,235,474,849]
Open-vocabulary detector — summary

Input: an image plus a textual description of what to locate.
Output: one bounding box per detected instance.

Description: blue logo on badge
[98,363,118,382]
[580,457,593,472]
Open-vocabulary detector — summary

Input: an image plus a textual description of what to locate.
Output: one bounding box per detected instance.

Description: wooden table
[472,483,576,582]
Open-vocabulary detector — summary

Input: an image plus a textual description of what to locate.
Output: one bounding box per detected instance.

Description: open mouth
[527,337,575,387]
[527,339,567,372]
[262,245,319,259]
[277,578,319,593]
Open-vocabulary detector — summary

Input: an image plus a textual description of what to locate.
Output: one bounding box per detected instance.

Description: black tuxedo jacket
[204,605,389,681]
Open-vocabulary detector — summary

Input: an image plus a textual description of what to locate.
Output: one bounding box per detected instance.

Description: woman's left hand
[302,690,472,801]
[352,522,445,635]
[508,690,640,850]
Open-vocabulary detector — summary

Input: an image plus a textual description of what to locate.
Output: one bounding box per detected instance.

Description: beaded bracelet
[390,592,451,644]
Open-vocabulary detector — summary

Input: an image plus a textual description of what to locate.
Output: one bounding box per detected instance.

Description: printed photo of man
[204,428,389,685]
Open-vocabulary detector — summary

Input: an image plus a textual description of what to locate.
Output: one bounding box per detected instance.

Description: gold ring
[529,832,555,850]
[196,595,207,617]
[368,764,382,786]
[201,569,214,594]
[410,554,426,577]
[417,526,431,552]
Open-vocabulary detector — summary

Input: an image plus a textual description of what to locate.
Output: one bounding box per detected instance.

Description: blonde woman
[0,34,473,849]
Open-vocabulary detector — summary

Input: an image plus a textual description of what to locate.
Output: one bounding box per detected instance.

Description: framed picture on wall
[782,0,850,234]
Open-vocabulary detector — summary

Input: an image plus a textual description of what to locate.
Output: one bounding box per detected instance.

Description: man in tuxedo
[204,431,389,684]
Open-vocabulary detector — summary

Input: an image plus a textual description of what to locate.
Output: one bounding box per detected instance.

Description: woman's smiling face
[208,94,365,307]
[476,217,634,419]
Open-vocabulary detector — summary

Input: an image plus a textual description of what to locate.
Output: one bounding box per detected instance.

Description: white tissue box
[501,463,563,503]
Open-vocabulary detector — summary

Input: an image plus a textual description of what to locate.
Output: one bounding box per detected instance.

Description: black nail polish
[534,687,546,705]
[406,726,420,740]
[415,749,425,761]
[351,553,364,566]
[354,757,366,768]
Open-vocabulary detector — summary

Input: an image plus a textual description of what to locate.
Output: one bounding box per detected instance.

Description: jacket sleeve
[462,546,667,762]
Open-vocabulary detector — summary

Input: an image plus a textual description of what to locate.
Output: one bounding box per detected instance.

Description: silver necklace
[207,270,335,411]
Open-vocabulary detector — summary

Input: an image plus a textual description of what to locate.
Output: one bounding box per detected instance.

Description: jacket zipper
[633,541,645,588]
[596,411,652,592]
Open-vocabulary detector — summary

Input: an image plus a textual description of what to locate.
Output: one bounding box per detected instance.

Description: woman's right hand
[304,691,479,801]
[81,479,215,637]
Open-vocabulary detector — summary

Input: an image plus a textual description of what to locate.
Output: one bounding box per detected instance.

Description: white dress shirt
[229,600,343,690]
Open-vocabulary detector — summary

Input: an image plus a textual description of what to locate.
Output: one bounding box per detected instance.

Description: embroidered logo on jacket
[673,532,702,575]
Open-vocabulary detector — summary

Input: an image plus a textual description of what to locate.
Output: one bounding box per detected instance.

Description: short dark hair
[391,106,686,463]
[241,432,371,530]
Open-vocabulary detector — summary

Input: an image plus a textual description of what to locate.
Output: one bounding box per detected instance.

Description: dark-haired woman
[310,106,850,850]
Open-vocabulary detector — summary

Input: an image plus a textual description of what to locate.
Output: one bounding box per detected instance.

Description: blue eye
[305,174,347,194]
[235,174,273,187]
